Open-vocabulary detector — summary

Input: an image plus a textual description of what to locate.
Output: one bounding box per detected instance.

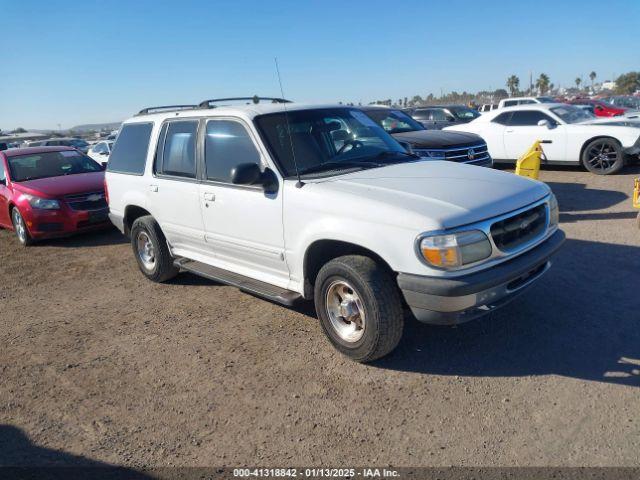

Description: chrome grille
[64,191,107,211]
[413,143,491,165]
[490,204,547,252]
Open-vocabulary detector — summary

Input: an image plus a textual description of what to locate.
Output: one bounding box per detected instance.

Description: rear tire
[11,207,33,246]
[581,138,624,175]
[130,215,178,282]
[314,255,404,362]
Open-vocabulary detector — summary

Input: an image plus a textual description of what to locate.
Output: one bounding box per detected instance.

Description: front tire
[581,138,624,175]
[314,255,404,362]
[130,216,178,282]
[11,207,33,246]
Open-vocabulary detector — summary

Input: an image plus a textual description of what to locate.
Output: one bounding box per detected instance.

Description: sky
[1,0,638,130]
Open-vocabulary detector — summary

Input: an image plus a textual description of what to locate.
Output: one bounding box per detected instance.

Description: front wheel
[130,215,179,283]
[11,208,33,246]
[581,138,624,175]
[314,255,404,362]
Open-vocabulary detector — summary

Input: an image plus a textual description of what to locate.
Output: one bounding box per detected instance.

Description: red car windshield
[7,151,102,182]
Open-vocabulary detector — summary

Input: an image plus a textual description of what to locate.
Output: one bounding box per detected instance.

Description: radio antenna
[274,57,303,188]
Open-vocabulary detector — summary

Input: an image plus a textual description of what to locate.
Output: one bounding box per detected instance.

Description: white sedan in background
[87,140,114,165]
[444,104,640,175]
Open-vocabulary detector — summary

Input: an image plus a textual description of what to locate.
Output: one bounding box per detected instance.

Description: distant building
[601,80,617,91]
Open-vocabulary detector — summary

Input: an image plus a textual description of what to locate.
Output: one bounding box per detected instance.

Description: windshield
[449,106,481,120]
[550,105,595,124]
[364,109,425,134]
[254,108,410,178]
[7,150,102,182]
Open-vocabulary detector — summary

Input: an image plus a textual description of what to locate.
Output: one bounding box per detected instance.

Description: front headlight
[22,194,60,210]
[419,230,492,269]
[549,194,559,229]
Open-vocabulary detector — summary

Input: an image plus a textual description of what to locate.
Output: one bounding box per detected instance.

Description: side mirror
[397,141,412,152]
[100,151,109,156]
[230,163,279,193]
[0,143,7,151]
[537,119,554,129]
[0,177,6,186]
[448,116,456,122]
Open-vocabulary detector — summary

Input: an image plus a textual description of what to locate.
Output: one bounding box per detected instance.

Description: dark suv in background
[406,105,481,130]
[361,106,492,167]
[27,137,90,153]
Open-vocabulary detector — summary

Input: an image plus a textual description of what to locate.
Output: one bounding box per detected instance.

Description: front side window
[508,111,555,126]
[159,121,198,178]
[364,109,424,134]
[430,109,450,121]
[255,107,408,178]
[108,123,153,175]
[205,120,261,183]
[0,160,6,182]
[412,109,433,120]
[7,150,102,182]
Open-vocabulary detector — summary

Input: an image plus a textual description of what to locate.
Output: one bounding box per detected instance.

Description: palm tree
[589,71,597,89]
[575,77,582,90]
[506,75,520,97]
[535,73,551,95]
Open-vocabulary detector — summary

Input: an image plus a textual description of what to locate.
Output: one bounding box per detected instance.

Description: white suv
[106,98,565,362]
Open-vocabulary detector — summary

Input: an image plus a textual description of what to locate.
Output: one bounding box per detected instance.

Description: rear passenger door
[146,119,207,254]
[197,118,289,288]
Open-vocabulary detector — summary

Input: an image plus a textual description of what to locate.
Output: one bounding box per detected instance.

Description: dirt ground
[0,165,639,470]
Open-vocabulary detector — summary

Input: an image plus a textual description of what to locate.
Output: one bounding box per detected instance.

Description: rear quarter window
[107,123,153,175]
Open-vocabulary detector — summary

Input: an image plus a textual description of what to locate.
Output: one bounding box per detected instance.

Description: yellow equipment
[634,178,640,209]
[515,141,545,180]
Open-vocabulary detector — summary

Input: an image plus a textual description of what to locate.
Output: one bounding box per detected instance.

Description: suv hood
[392,130,484,148]
[313,161,549,230]
[13,172,105,198]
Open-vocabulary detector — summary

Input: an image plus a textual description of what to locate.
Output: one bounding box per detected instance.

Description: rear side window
[508,111,554,126]
[108,123,153,175]
[158,121,198,178]
[492,112,512,125]
[205,120,261,183]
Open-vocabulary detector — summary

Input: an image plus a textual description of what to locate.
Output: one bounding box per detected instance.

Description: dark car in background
[27,137,90,153]
[361,106,492,167]
[406,105,481,130]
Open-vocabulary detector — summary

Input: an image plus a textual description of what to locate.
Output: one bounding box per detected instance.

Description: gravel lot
[0,165,639,470]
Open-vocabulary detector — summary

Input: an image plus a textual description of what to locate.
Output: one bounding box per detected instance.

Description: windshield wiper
[298,160,382,176]
[375,150,421,160]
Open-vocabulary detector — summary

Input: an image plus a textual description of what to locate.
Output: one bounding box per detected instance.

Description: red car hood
[13,172,105,198]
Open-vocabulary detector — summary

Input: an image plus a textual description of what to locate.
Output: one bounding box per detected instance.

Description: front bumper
[397,229,565,325]
[24,207,111,239]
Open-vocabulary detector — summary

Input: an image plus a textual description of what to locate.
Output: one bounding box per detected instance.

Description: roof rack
[136,105,199,116]
[198,96,292,108]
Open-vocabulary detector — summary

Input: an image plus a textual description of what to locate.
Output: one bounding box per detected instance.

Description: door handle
[149,185,158,192]
[505,129,514,133]
[203,192,215,202]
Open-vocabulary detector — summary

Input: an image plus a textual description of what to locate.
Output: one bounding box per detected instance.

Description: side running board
[174,258,302,306]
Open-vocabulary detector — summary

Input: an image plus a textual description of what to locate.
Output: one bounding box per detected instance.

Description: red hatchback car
[569,99,627,117]
[0,146,110,245]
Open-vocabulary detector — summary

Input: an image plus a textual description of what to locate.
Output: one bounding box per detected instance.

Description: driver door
[503,110,567,161]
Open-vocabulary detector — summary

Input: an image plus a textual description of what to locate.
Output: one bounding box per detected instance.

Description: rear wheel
[11,208,33,246]
[314,255,404,362]
[130,215,178,282]
[581,138,624,175]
